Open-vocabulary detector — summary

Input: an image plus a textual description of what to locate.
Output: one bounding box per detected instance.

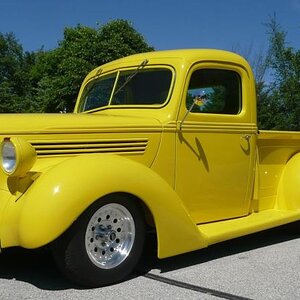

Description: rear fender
[277,152,300,210]
[3,154,205,258]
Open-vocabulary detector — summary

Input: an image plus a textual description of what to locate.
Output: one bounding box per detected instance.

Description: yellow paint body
[1,49,300,259]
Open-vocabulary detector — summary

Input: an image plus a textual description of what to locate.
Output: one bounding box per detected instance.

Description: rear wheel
[52,195,145,287]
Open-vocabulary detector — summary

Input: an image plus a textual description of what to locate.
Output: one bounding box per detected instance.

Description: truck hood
[0,113,163,175]
[0,113,162,135]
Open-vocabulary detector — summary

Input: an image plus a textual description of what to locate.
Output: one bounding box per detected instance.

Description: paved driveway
[0,222,300,300]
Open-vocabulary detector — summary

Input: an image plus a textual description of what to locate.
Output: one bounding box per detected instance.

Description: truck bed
[257,130,300,211]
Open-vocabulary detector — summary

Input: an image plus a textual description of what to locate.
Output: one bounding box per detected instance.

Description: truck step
[198,209,300,245]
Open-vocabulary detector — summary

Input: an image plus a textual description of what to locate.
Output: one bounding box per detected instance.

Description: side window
[186,69,241,114]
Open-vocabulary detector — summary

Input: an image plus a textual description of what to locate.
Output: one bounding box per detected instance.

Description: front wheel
[52,195,146,287]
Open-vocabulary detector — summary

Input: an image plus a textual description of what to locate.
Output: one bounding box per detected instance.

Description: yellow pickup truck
[1,49,300,287]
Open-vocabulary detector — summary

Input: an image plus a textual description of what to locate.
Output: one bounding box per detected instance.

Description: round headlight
[1,139,17,174]
[0,137,36,177]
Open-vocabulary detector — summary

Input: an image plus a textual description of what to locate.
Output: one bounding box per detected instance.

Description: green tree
[0,32,33,112]
[258,17,300,130]
[35,19,154,112]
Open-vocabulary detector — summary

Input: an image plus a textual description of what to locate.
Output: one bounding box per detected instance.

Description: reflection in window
[111,69,172,105]
[186,69,241,114]
[80,74,116,111]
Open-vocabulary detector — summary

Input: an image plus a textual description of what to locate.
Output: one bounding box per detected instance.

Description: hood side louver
[30,138,148,157]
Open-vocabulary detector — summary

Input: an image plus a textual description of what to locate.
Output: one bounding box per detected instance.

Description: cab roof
[88,49,251,78]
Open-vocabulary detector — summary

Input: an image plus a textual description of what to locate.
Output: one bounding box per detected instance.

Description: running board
[197,209,300,246]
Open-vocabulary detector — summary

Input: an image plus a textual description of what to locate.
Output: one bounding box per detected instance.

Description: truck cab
[75,49,258,224]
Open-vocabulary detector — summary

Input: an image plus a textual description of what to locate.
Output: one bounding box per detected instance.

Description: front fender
[2,154,205,258]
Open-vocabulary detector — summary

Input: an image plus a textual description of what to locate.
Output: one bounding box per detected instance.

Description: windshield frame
[77,64,175,113]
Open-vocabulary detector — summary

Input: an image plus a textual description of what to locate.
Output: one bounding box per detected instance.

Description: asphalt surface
[1,222,300,300]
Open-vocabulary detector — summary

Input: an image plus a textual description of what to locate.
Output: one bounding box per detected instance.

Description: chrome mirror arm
[179,100,197,131]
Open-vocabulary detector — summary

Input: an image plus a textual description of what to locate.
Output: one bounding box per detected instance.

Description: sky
[0,0,300,57]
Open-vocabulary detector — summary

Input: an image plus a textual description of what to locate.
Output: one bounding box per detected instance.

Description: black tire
[51,194,146,287]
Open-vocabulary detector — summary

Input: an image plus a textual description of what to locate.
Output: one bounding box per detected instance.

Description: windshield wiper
[113,59,149,97]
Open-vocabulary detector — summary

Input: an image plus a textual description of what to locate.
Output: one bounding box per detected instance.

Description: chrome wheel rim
[85,203,135,269]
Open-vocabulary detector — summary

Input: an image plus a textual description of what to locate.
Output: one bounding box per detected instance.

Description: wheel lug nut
[110,232,116,241]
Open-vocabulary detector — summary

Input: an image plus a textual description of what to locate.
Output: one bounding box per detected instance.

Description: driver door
[176,63,256,224]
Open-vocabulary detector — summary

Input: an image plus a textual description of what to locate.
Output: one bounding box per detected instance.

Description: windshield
[78,68,173,112]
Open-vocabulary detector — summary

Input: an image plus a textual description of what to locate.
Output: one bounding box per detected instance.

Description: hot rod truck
[1,49,300,286]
